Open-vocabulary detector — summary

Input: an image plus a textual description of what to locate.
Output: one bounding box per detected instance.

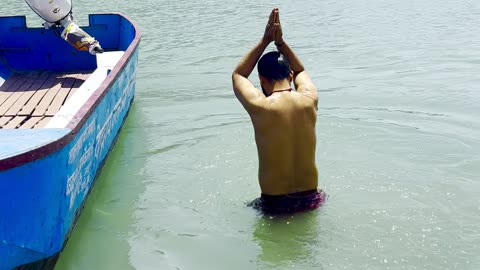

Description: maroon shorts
[249,189,327,215]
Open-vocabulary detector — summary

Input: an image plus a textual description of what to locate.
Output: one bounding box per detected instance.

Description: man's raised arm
[232,9,278,113]
[232,40,268,113]
[274,11,318,102]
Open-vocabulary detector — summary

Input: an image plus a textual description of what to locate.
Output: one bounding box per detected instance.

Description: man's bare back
[251,91,318,195]
[232,8,325,213]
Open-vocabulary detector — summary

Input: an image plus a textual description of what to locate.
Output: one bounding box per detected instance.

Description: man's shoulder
[291,91,318,108]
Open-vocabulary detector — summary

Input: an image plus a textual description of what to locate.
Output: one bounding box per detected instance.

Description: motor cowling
[25,0,72,23]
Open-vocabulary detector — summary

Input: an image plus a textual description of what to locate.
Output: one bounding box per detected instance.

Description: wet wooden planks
[0,71,90,129]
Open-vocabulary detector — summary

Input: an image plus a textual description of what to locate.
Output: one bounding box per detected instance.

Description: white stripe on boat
[46,51,125,128]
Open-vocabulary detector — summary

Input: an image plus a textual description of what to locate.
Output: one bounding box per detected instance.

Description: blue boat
[0,13,141,269]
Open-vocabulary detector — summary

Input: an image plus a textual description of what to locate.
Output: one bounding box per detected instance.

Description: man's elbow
[231,73,240,93]
[233,70,250,79]
[232,72,240,82]
[232,72,238,85]
[232,72,244,87]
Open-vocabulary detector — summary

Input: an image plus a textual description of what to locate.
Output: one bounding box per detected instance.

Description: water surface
[2,0,480,269]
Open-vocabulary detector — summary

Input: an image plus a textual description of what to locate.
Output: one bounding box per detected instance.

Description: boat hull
[0,13,141,269]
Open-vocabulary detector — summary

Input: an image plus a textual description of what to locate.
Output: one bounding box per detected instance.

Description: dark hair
[257,51,291,81]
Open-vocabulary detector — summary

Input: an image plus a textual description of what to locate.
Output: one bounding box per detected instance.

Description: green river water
[2,0,480,269]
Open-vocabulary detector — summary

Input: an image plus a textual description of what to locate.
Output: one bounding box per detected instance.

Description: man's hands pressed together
[263,8,284,46]
[273,9,284,46]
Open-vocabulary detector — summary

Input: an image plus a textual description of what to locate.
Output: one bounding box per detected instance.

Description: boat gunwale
[0,12,141,172]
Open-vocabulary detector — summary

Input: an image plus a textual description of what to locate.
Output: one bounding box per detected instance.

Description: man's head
[258,51,292,96]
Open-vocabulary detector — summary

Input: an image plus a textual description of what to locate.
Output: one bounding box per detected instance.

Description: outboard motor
[24,0,103,55]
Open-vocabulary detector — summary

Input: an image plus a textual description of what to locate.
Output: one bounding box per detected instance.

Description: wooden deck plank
[0,75,21,91]
[31,77,66,117]
[66,73,89,102]
[0,71,92,129]
[0,78,37,116]
[4,72,51,116]
[19,116,43,129]
[18,74,60,116]
[3,116,26,129]
[34,116,51,128]
[0,116,13,128]
[45,76,77,116]
[0,75,34,107]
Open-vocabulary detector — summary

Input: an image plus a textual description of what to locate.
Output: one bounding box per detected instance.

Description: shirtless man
[232,8,326,214]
